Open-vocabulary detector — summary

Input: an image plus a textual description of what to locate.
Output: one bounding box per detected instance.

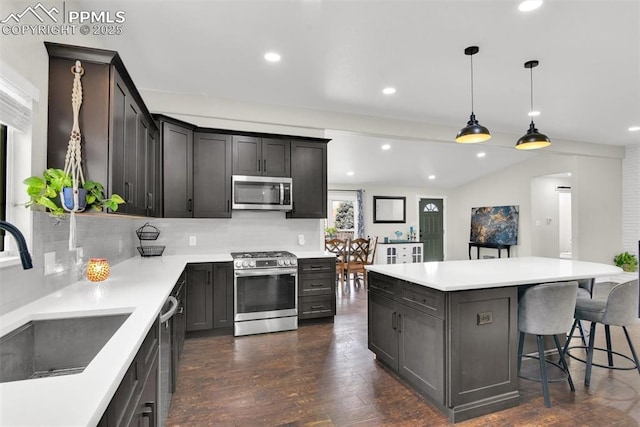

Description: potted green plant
[325,226,337,238]
[613,251,638,272]
[24,168,125,217]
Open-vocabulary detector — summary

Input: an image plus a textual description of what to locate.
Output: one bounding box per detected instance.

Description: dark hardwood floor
[167,281,640,426]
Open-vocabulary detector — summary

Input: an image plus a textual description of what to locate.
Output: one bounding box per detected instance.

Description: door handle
[159,296,179,323]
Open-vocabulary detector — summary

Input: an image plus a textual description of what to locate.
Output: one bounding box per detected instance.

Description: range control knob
[249,260,256,267]
[242,261,248,268]
[278,259,284,266]
[290,258,297,265]
[284,259,290,265]
[235,261,242,269]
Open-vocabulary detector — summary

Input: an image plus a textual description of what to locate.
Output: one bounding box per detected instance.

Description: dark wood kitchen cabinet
[186,262,233,332]
[98,322,159,427]
[367,272,445,405]
[194,132,232,218]
[287,140,327,219]
[46,42,159,217]
[298,258,336,320]
[160,120,194,218]
[232,136,290,177]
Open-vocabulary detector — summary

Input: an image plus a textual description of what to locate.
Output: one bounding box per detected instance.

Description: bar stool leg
[577,321,588,347]
[517,332,525,372]
[622,326,640,375]
[605,325,614,367]
[563,319,578,360]
[536,335,551,408]
[553,334,575,391]
[585,322,597,386]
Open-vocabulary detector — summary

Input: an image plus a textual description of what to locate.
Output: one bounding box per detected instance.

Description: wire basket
[136,223,160,241]
[137,245,166,257]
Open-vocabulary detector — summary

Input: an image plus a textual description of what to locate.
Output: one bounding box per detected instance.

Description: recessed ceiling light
[567,172,572,176]
[382,87,396,95]
[477,152,486,158]
[629,126,640,132]
[528,110,540,117]
[428,175,436,180]
[264,52,281,62]
[381,144,391,150]
[347,171,354,176]
[519,1,542,12]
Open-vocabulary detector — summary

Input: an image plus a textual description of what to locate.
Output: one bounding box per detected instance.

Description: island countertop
[366,256,623,292]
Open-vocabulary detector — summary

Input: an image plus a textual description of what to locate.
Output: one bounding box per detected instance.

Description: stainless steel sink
[0,313,131,383]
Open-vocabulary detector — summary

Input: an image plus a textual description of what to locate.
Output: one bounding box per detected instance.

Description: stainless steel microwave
[232,175,293,211]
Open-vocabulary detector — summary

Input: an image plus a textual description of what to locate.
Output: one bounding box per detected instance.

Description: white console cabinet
[375,242,423,264]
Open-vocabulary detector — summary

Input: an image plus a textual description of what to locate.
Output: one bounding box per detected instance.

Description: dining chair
[344,238,370,288]
[325,238,348,287]
[367,236,379,267]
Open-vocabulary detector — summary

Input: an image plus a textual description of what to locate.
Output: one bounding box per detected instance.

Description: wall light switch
[189,236,197,246]
[298,234,305,246]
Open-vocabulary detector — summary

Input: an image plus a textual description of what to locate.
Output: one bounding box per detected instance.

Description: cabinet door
[110,72,127,211]
[186,263,213,331]
[212,262,234,329]
[194,133,232,218]
[398,304,444,404]
[162,122,193,218]
[368,292,398,370]
[287,140,327,218]
[262,138,290,177]
[129,351,158,427]
[232,135,261,176]
[145,127,160,217]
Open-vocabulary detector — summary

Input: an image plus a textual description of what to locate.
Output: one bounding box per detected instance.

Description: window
[326,190,359,236]
[423,203,439,212]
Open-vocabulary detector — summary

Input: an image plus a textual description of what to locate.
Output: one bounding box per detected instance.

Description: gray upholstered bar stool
[518,281,578,408]
[565,279,640,386]
[572,278,595,346]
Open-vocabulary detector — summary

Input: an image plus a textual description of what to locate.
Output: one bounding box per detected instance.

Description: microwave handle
[280,183,284,205]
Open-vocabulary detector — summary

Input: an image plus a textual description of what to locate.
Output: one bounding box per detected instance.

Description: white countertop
[0,253,234,427]
[366,256,624,292]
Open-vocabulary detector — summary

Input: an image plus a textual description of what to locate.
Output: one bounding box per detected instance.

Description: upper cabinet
[45,42,159,217]
[287,140,328,219]
[232,136,290,177]
[194,132,232,218]
[160,120,194,218]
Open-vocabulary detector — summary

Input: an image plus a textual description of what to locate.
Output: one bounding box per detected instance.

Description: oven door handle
[235,268,298,277]
[159,296,179,323]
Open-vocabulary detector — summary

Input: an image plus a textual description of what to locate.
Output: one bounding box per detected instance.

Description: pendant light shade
[516,60,551,150]
[456,46,491,143]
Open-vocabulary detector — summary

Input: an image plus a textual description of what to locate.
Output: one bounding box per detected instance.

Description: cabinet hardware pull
[310,283,324,287]
[142,401,155,426]
[124,182,130,203]
[147,192,153,210]
[257,158,261,171]
[207,271,211,284]
[398,314,402,333]
[392,311,397,330]
[263,159,267,172]
[227,199,230,212]
[311,305,324,310]
[187,198,193,212]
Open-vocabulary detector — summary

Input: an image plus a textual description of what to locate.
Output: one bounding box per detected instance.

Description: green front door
[419,198,444,261]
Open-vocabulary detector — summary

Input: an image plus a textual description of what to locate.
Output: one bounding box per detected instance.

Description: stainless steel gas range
[231,251,298,336]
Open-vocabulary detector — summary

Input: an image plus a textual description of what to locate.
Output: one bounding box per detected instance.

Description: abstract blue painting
[470,205,519,245]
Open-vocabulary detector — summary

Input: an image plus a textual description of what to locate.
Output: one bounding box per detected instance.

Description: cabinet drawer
[401,282,445,319]
[298,258,334,274]
[299,295,336,319]
[299,272,334,296]
[368,272,398,298]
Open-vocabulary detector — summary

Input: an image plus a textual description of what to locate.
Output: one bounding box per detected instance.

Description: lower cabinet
[297,258,336,320]
[368,272,444,405]
[98,322,159,427]
[186,262,233,332]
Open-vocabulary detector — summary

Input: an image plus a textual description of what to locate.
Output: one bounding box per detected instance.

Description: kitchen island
[365,256,622,422]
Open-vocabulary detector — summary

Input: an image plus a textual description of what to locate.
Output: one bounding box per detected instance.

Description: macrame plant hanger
[61,60,86,250]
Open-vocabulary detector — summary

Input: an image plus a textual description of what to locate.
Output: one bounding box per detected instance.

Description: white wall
[530,176,570,258]
[448,154,622,264]
[622,145,639,257]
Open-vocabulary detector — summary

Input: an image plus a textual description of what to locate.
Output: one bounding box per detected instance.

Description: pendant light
[515,60,551,150]
[455,46,491,143]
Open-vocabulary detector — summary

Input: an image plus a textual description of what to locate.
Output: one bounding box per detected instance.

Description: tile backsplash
[0,210,323,316]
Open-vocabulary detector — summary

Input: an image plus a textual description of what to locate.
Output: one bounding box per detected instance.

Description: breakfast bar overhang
[365,257,623,422]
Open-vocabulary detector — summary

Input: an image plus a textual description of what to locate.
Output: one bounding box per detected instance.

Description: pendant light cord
[470,53,475,114]
[529,65,534,124]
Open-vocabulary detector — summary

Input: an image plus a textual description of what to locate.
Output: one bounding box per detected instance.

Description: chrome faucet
[0,220,33,269]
